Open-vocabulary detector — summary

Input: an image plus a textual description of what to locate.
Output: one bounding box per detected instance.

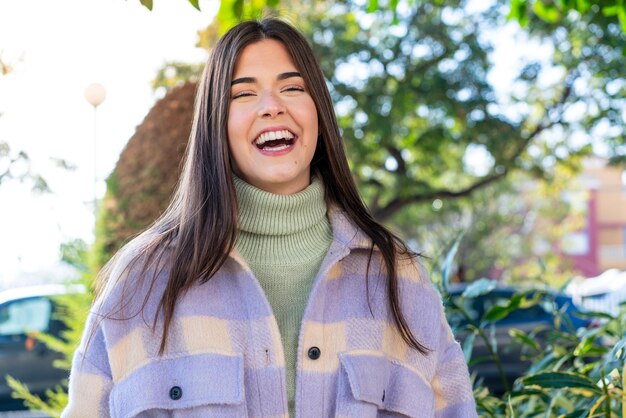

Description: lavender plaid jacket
[63,208,477,418]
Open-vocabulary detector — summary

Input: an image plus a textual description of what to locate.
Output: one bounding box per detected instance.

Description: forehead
[233,39,298,76]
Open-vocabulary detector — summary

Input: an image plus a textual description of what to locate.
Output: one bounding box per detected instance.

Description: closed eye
[282,86,305,93]
[232,91,256,99]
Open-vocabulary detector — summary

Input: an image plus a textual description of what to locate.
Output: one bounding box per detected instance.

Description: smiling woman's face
[227,39,319,195]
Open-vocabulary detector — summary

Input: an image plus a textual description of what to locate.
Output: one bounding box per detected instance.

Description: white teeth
[255,129,294,145]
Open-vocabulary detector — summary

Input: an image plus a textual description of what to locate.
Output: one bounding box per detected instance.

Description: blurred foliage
[0,51,15,75]
[0,129,50,194]
[93,82,196,268]
[434,242,626,417]
[302,0,623,222]
[509,0,626,33]
[6,239,96,417]
[396,164,588,285]
[468,299,625,416]
[151,61,204,93]
[0,55,51,193]
[137,0,626,34]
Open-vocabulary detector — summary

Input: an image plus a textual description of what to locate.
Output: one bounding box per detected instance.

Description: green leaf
[619,5,626,33]
[508,388,550,399]
[508,0,524,20]
[482,291,526,321]
[390,0,399,15]
[234,0,243,17]
[574,310,616,321]
[139,0,153,11]
[462,331,475,363]
[188,0,201,11]
[509,328,541,351]
[441,234,463,293]
[533,0,560,22]
[508,0,529,26]
[602,5,620,16]
[559,409,589,418]
[573,336,594,356]
[462,278,497,299]
[609,336,626,360]
[216,0,241,33]
[522,371,602,394]
[575,0,590,14]
[367,0,379,13]
[483,304,513,321]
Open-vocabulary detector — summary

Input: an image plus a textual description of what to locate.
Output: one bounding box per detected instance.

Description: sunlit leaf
[522,371,602,394]
[188,0,200,11]
[602,5,620,16]
[462,278,497,299]
[574,310,616,321]
[619,5,626,33]
[139,0,153,11]
[609,337,626,360]
[509,328,541,351]
[441,234,463,293]
[559,408,591,418]
[533,0,560,22]
[483,304,513,321]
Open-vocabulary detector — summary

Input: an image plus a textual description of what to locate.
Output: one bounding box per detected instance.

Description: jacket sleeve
[61,309,113,418]
[431,306,478,418]
[398,257,478,417]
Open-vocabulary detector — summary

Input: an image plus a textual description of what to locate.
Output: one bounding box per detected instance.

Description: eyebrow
[231,71,302,86]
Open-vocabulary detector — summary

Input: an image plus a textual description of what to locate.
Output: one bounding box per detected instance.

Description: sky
[0,0,218,288]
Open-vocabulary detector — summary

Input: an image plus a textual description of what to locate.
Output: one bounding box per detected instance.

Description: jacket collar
[326,206,373,251]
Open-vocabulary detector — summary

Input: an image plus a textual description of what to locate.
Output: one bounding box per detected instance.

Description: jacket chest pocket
[109,352,247,418]
[335,352,434,418]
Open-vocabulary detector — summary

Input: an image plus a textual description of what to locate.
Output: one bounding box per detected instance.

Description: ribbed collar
[234,176,328,236]
[233,176,332,264]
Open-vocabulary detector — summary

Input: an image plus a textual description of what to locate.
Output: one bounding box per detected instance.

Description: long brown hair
[96,18,429,355]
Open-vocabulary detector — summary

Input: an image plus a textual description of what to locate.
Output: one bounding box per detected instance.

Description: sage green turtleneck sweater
[233,176,333,416]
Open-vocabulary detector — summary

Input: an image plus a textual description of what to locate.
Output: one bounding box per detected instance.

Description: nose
[257,93,285,118]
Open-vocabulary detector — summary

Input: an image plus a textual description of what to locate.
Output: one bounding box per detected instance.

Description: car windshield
[0,297,52,336]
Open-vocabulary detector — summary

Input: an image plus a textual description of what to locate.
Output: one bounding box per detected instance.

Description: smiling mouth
[254,129,296,151]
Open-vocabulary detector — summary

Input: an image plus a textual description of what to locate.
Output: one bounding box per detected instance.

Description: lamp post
[84,83,106,213]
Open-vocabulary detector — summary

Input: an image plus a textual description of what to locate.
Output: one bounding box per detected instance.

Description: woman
[63,18,476,418]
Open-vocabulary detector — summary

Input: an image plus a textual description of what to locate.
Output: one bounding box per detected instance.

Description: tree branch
[372,168,509,221]
[385,145,407,175]
[372,69,579,222]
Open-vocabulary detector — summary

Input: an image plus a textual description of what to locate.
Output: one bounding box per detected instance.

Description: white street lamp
[84,83,106,212]
[84,83,106,108]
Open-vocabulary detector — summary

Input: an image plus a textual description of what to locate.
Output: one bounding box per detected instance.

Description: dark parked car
[446,285,589,395]
[0,284,84,410]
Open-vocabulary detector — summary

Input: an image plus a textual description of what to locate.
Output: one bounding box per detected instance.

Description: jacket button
[169,386,182,400]
[308,346,321,360]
